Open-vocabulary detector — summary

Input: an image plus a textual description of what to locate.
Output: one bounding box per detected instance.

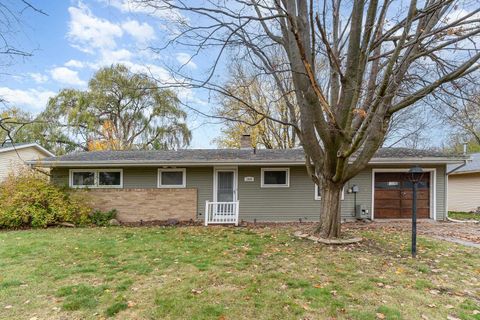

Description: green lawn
[0,226,479,320]
[449,211,480,221]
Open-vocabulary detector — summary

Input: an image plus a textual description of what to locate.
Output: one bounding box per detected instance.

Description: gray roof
[448,152,480,174]
[31,147,464,167]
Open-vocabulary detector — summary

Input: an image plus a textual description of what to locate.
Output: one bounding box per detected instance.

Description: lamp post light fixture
[408,165,424,258]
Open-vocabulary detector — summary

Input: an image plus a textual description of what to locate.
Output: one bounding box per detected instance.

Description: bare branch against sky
[138,0,480,237]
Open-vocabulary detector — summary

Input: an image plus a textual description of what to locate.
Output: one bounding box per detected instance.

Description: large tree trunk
[315,181,344,238]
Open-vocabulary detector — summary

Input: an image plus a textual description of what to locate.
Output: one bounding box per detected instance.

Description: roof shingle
[35,147,462,165]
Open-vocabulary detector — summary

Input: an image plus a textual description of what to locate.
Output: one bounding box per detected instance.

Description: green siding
[436,165,447,220]
[238,166,319,221]
[342,169,373,219]
[50,163,447,221]
[237,166,373,222]
[186,167,213,217]
[51,168,69,186]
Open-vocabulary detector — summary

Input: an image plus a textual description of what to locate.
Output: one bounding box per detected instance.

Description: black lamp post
[408,165,424,258]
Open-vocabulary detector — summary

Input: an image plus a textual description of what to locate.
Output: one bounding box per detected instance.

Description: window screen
[159,169,185,187]
[263,170,288,186]
[99,171,121,186]
[72,171,95,186]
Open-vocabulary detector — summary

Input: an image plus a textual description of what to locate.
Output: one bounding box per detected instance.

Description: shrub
[90,209,118,226]
[0,170,92,228]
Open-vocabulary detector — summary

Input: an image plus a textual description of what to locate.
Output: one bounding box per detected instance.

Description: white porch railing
[204,201,239,226]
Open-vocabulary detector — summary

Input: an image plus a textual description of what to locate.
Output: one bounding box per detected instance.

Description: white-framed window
[314,184,345,200]
[158,168,186,188]
[69,169,123,188]
[261,168,290,188]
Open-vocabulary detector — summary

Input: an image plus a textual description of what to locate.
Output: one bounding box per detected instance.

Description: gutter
[446,158,470,175]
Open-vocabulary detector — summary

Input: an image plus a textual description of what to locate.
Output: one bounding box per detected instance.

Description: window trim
[157,168,186,188]
[260,168,290,188]
[69,169,123,189]
[314,184,345,201]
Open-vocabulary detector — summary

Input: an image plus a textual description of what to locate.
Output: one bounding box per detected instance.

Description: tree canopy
[214,62,298,149]
[36,64,191,153]
[140,0,480,238]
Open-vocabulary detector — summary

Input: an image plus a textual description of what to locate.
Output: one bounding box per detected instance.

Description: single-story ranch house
[447,152,480,212]
[29,147,466,225]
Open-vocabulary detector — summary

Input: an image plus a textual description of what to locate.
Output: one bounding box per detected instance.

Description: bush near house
[89,209,118,226]
[0,171,92,228]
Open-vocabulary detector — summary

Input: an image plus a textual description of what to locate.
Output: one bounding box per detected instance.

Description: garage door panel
[401,190,429,200]
[375,172,430,219]
[375,199,401,208]
[376,208,401,218]
[401,208,430,218]
[375,190,401,199]
[401,199,429,209]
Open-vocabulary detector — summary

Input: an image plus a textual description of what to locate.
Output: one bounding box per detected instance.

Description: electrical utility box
[355,205,369,219]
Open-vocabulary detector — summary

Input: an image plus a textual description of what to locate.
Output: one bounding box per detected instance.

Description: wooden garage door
[374,172,430,219]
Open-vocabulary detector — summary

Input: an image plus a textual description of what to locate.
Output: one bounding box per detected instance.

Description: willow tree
[139,0,480,238]
[42,64,191,152]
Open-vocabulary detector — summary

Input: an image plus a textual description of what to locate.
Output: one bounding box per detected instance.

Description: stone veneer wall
[83,188,197,222]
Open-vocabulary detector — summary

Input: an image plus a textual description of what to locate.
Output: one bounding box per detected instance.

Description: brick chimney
[240,134,251,149]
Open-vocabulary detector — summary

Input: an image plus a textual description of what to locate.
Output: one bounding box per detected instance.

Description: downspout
[447,143,470,175]
[446,160,468,175]
[445,145,471,221]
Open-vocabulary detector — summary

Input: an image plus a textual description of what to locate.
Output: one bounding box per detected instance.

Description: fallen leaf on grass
[447,316,461,320]
[191,289,203,295]
[376,312,385,319]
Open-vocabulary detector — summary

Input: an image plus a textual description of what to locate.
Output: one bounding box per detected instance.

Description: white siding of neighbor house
[0,148,49,181]
[448,172,480,212]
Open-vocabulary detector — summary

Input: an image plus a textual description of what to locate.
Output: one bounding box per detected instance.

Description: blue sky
[0,0,221,148]
[1,0,465,150]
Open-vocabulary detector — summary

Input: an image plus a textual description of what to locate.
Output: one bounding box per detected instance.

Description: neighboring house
[29,146,465,224]
[0,143,54,181]
[447,152,480,212]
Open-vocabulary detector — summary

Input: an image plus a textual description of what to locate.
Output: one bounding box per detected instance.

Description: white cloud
[101,49,133,63]
[67,3,123,53]
[64,59,85,68]
[50,67,86,86]
[29,73,48,84]
[0,87,55,111]
[105,0,184,21]
[123,62,172,82]
[176,53,197,69]
[122,20,156,43]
